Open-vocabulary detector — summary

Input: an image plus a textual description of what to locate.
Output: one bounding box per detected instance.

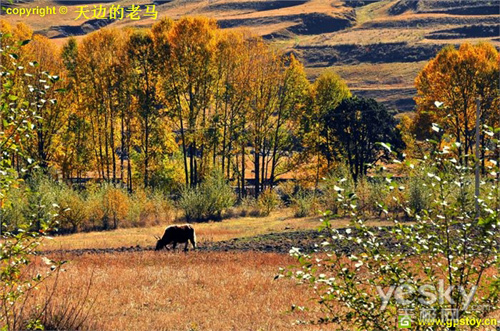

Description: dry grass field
[35,251,324,331]
[28,210,398,330]
[35,244,500,330]
[14,207,494,330]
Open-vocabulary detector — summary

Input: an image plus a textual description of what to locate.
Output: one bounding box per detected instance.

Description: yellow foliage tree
[414,43,499,164]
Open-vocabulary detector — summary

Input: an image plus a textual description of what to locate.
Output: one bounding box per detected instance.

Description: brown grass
[39,251,323,331]
[34,250,499,331]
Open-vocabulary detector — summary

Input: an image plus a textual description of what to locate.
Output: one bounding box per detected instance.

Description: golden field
[38,251,324,331]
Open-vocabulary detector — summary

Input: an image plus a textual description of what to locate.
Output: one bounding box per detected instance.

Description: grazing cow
[155,224,196,252]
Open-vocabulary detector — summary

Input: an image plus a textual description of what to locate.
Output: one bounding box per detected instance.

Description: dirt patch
[389,0,500,16]
[40,226,407,256]
[351,87,417,112]
[362,16,500,29]
[343,0,384,8]
[388,0,418,16]
[49,19,115,38]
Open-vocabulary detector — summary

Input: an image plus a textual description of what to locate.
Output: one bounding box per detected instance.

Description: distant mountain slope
[2,0,499,111]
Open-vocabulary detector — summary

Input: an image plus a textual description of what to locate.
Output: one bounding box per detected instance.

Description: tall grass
[1,257,96,331]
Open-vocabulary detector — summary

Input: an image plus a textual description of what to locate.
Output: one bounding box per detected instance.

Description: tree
[244,38,282,197]
[126,30,163,188]
[0,28,62,330]
[161,17,218,187]
[414,43,499,166]
[76,28,127,182]
[321,97,403,182]
[305,70,351,184]
[268,54,310,188]
[24,35,68,170]
[59,37,93,180]
[314,71,351,117]
[0,23,67,171]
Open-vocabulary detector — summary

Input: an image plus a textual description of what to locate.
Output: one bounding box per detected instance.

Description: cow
[155,224,197,252]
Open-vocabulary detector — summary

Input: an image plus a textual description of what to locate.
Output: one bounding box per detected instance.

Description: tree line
[1,18,498,197]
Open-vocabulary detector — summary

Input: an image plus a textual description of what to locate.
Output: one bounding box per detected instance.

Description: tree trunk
[104,110,110,181]
[241,142,245,198]
[110,108,116,183]
[120,108,125,184]
[144,115,149,188]
[254,143,260,198]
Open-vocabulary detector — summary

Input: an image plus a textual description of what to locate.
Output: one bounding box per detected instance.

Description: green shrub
[0,186,28,230]
[257,189,280,217]
[178,171,235,222]
[24,173,60,231]
[55,186,87,233]
[292,191,319,218]
[126,195,143,227]
[319,172,354,216]
[408,175,431,213]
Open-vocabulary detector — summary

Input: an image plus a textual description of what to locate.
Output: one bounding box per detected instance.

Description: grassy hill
[2,0,499,111]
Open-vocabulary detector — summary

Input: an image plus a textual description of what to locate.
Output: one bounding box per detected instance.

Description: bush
[2,176,175,232]
[407,175,431,214]
[257,189,280,217]
[56,186,87,233]
[276,181,299,206]
[141,190,174,226]
[319,173,354,216]
[24,173,61,231]
[0,186,28,230]
[178,171,235,222]
[85,184,129,230]
[353,178,373,214]
[292,191,319,218]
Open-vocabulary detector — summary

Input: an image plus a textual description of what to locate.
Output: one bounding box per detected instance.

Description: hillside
[2,0,499,111]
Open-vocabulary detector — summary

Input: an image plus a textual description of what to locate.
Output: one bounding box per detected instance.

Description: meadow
[29,207,401,330]
[34,211,500,330]
[36,250,322,331]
